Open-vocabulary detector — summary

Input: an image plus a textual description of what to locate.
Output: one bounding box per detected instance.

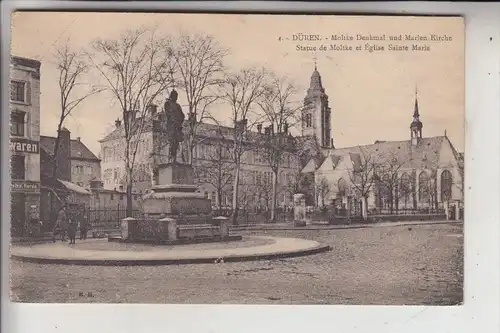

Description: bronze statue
[163,89,185,163]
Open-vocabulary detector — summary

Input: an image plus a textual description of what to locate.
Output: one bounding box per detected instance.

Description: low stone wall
[120,216,231,243]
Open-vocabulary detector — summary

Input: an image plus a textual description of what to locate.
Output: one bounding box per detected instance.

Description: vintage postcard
[9,12,464,305]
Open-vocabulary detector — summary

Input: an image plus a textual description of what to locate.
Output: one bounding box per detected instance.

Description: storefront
[11,180,40,236]
[10,138,40,236]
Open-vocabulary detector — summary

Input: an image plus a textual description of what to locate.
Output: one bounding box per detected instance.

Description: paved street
[10,223,463,305]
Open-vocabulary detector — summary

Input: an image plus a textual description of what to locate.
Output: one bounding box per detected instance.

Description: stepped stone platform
[10,236,332,266]
[119,163,237,244]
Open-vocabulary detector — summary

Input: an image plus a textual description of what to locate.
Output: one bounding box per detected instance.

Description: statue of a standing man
[163,89,185,163]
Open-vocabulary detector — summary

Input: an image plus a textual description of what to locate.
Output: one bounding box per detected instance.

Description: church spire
[410,85,423,145]
[413,85,420,118]
[309,63,324,92]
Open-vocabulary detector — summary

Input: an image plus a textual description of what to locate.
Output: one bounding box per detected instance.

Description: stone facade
[10,56,42,236]
[300,66,464,214]
[40,133,101,187]
[99,112,300,209]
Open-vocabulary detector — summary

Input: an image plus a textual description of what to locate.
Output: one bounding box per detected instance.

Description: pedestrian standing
[80,214,88,240]
[67,217,77,244]
[53,206,68,242]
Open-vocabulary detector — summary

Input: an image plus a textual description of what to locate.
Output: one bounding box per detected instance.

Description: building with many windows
[40,131,101,188]
[98,65,464,218]
[9,56,42,236]
[300,66,464,217]
[99,104,301,210]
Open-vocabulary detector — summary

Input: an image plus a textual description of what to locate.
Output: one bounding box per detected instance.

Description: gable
[40,136,100,161]
[301,158,318,173]
[437,136,460,168]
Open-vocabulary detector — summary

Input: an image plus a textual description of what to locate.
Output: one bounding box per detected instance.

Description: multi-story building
[40,131,101,188]
[99,103,300,209]
[98,65,464,218]
[9,56,42,236]
[300,65,464,216]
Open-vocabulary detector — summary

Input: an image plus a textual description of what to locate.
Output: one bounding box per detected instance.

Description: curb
[10,244,331,266]
[231,220,463,232]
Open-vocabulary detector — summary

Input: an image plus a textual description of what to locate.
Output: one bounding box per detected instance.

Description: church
[298,65,464,218]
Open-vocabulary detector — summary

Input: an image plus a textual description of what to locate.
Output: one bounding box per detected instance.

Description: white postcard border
[2,2,499,333]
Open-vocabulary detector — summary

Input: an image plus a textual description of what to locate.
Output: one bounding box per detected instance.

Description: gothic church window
[440,170,453,202]
[418,171,430,203]
[399,173,412,208]
[337,178,347,197]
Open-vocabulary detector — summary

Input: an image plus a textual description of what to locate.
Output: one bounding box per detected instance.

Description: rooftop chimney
[115,119,121,128]
[76,137,81,142]
[235,119,248,132]
[257,124,262,133]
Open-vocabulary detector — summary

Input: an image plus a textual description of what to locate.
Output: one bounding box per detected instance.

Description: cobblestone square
[10,223,463,305]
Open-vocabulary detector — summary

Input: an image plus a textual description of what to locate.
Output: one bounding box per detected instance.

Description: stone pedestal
[159,217,178,241]
[142,163,212,219]
[121,217,137,240]
[293,193,307,227]
[117,163,240,245]
[213,216,230,237]
[158,163,194,185]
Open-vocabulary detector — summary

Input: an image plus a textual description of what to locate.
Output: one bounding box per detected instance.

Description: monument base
[123,163,239,244]
[108,234,243,246]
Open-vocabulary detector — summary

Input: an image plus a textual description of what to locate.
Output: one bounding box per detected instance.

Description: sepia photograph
[9,12,464,305]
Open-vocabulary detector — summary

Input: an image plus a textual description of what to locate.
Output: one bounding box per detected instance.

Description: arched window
[441,170,453,202]
[337,178,347,197]
[418,171,430,203]
[381,174,392,209]
[400,173,412,208]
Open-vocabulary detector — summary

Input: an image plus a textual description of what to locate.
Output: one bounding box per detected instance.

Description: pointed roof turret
[410,86,422,131]
[309,65,324,91]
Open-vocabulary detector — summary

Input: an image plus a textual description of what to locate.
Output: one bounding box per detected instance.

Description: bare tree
[397,172,413,210]
[166,32,229,165]
[347,148,377,220]
[284,170,304,197]
[89,27,174,216]
[193,125,234,215]
[219,67,268,224]
[254,173,274,215]
[375,152,406,214]
[52,40,104,180]
[256,73,301,222]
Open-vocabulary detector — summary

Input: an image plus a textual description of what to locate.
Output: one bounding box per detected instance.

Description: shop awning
[57,179,91,195]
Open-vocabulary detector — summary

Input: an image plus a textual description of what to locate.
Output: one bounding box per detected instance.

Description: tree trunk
[217,189,222,216]
[126,183,133,217]
[362,196,368,220]
[187,138,194,165]
[270,171,278,223]
[51,122,64,180]
[231,164,240,225]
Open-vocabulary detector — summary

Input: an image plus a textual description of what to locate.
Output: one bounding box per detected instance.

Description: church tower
[410,87,423,146]
[302,64,333,148]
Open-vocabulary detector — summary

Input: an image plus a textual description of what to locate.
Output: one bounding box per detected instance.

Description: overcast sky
[11,12,465,155]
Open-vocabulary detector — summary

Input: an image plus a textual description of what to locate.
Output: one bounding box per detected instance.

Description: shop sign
[10,138,39,154]
[11,180,40,193]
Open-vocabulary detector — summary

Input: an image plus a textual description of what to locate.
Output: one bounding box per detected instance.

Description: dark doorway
[11,193,26,236]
